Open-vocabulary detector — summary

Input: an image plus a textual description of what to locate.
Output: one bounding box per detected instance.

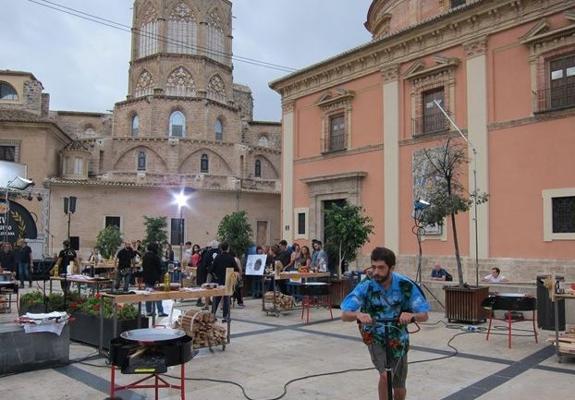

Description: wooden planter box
[69,312,148,349]
[444,286,489,324]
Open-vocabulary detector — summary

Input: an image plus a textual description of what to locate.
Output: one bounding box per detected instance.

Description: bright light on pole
[172,189,190,267]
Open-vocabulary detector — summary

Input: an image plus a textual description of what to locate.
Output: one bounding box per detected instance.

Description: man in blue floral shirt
[341,247,430,400]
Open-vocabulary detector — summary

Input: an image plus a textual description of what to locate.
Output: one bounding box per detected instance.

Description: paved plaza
[1,290,574,400]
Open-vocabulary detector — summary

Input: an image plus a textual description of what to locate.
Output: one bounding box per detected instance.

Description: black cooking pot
[109,328,193,373]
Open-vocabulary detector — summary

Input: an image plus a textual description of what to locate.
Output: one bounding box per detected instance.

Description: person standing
[276,240,291,268]
[115,241,135,291]
[310,240,328,272]
[196,241,219,307]
[341,247,430,400]
[15,239,33,288]
[56,240,77,292]
[210,242,238,322]
[142,243,168,317]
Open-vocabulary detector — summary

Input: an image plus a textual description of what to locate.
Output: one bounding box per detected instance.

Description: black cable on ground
[160,329,466,400]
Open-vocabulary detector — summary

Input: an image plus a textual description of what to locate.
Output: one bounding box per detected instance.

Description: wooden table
[553,292,575,362]
[261,272,331,316]
[100,287,231,354]
[49,276,112,295]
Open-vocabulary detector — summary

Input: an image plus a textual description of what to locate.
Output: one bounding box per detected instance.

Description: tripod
[412,217,445,310]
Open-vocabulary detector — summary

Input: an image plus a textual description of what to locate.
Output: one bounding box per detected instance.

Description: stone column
[281,101,295,243]
[464,37,489,260]
[382,65,400,253]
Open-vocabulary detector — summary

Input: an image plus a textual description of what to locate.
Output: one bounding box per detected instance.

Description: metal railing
[412,112,450,136]
[537,83,575,112]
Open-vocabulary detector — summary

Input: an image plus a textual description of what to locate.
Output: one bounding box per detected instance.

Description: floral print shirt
[341,273,430,358]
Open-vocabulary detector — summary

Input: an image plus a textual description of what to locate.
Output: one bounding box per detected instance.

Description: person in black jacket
[196,241,219,307]
[142,243,167,317]
[210,242,238,322]
[0,243,16,273]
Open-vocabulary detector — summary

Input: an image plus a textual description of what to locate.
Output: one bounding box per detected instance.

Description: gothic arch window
[137,150,146,171]
[207,9,226,64]
[255,159,262,178]
[0,82,18,101]
[215,118,223,141]
[207,74,225,101]
[169,111,186,137]
[200,153,209,173]
[257,135,269,147]
[138,2,159,57]
[167,2,197,54]
[135,70,154,97]
[131,114,140,136]
[166,67,196,97]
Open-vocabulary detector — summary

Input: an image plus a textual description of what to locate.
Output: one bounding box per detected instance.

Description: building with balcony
[270,0,575,279]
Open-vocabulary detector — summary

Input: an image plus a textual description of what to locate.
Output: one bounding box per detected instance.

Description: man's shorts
[367,344,408,389]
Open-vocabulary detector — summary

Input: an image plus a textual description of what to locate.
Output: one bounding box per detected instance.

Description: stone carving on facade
[207,74,226,101]
[166,67,196,97]
[207,8,224,28]
[170,1,196,21]
[381,64,399,82]
[463,36,488,58]
[135,70,154,97]
[139,0,157,25]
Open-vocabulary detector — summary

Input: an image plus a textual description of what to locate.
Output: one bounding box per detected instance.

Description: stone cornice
[294,143,384,164]
[300,171,367,185]
[270,0,571,101]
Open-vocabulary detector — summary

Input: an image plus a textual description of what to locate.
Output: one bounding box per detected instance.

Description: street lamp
[3,176,34,243]
[172,189,190,264]
[433,100,480,287]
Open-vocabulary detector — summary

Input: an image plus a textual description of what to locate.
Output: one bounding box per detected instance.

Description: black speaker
[64,197,69,214]
[69,196,77,214]
[70,236,80,251]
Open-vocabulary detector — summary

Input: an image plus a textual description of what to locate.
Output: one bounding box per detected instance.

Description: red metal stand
[300,294,333,324]
[109,363,186,400]
[485,309,538,349]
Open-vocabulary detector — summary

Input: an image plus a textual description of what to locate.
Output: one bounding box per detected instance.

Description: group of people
[0,239,34,288]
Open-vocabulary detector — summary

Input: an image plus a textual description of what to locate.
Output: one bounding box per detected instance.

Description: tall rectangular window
[73,158,83,175]
[552,196,575,233]
[328,114,345,152]
[549,54,575,110]
[137,151,146,171]
[0,145,16,162]
[450,0,466,8]
[171,218,185,245]
[105,216,121,230]
[297,213,306,236]
[421,87,446,134]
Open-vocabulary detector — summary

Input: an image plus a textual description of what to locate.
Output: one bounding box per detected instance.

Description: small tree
[324,204,374,279]
[417,138,488,286]
[143,216,168,255]
[96,225,123,259]
[217,211,253,257]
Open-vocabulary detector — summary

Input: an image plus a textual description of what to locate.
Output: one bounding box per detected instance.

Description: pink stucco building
[271,0,575,280]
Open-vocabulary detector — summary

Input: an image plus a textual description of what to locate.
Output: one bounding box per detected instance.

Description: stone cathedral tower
[44,0,282,252]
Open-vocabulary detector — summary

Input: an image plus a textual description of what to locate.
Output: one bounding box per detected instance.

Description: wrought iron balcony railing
[412,112,450,136]
[537,83,575,113]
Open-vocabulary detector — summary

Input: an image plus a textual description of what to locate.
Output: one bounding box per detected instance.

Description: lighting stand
[412,207,445,310]
[433,100,480,287]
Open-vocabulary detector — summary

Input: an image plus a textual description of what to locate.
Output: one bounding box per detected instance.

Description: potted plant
[68,294,148,349]
[19,291,47,314]
[96,225,123,260]
[324,203,374,306]
[417,138,489,323]
[143,216,168,256]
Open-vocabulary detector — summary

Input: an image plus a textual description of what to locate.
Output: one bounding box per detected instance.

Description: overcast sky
[1,0,373,121]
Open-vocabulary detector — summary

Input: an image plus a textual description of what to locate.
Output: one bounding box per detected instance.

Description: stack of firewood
[264,291,294,310]
[177,310,226,349]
